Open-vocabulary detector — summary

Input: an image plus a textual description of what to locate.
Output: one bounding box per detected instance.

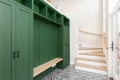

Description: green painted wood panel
[34,19,40,67]
[0,1,14,80]
[57,26,63,58]
[64,26,70,66]
[13,0,32,8]
[34,17,58,67]
[16,5,32,80]
[34,4,39,13]
[38,21,49,64]
[57,26,64,68]
[29,13,33,80]
[48,24,57,61]
[63,26,70,67]
[38,20,58,64]
[57,26,70,69]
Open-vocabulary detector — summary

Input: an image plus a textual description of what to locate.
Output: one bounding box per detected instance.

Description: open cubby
[14,0,32,8]
[33,16,58,67]
[47,7,56,21]
[33,0,70,79]
[56,13,62,24]
[64,17,69,26]
[34,0,47,16]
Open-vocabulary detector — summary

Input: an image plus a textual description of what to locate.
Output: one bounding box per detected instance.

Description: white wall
[76,0,103,47]
[51,0,103,65]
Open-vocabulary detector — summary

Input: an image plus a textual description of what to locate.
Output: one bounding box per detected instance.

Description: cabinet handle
[13,51,16,59]
[17,51,20,58]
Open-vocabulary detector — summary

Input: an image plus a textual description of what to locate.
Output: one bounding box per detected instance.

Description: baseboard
[75,66,107,75]
[76,60,106,67]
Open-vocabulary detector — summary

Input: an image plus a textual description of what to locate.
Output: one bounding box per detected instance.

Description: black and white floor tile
[42,65,108,80]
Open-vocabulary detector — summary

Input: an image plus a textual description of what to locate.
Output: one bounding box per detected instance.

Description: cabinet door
[0,1,15,80]
[63,26,70,67]
[16,5,32,80]
[66,26,70,66]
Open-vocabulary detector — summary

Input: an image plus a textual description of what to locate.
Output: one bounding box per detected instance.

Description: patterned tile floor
[42,65,108,80]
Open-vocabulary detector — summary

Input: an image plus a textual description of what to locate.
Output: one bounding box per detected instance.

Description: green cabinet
[0,0,33,80]
[63,17,70,68]
[63,26,70,67]
[15,5,32,80]
[57,25,70,69]
[0,1,15,80]
[0,0,70,80]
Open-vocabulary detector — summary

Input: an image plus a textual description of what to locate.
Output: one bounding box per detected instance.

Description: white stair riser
[75,66,107,75]
[78,55,106,60]
[76,60,106,67]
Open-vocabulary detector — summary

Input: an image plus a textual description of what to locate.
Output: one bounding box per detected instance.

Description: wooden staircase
[75,47,107,75]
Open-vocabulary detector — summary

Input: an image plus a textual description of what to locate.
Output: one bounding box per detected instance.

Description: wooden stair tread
[79,52,105,56]
[76,63,107,71]
[79,47,103,50]
[76,57,106,63]
[33,58,63,77]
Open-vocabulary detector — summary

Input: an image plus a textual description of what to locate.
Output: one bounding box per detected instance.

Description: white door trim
[109,1,120,79]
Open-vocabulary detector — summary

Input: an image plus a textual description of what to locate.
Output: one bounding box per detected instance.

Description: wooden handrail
[102,33,108,57]
[78,29,102,37]
[78,28,108,56]
[102,33,108,49]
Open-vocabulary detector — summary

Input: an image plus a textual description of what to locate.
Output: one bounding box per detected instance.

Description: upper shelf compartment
[47,7,56,21]
[56,13,62,24]
[63,16,69,26]
[14,0,32,8]
[34,0,47,17]
[33,0,66,25]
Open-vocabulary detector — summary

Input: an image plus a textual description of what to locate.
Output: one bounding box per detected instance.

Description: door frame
[109,1,120,80]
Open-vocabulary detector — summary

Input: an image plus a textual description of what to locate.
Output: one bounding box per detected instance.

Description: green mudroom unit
[0,0,70,80]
